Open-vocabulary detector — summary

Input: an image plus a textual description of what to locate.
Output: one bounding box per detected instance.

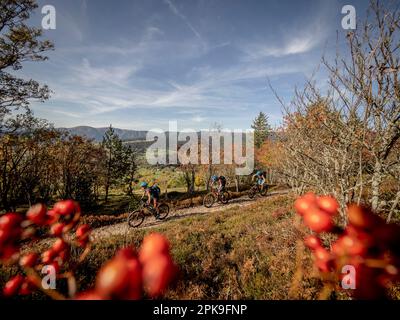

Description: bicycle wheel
[157,203,170,220]
[220,191,229,204]
[127,210,145,228]
[203,193,215,208]
[260,185,268,196]
[248,187,256,199]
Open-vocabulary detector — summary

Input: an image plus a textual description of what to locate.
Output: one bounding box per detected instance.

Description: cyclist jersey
[147,185,160,198]
[256,171,266,178]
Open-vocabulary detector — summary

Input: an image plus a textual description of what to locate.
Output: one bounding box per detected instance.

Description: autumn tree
[0,0,53,128]
[56,135,106,206]
[273,0,400,220]
[0,112,59,210]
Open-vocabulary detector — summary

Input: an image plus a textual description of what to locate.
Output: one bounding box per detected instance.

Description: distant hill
[59,126,148,142]
[59,126,281,144]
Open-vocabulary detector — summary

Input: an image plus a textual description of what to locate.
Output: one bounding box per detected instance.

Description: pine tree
[102,125,133,202]
[251,112,271,148]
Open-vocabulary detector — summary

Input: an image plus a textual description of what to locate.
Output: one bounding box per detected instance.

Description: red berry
[142,254,176,297]
[116,247,137,260]
[50,223,65,237]
[26,203,47,225]
[49,260,61,273]
[76,224,91,239]
[126,258,143,300]
[303,208,333,233]
[19,281,33,296]
[52,238,68,253]
[0,245,19,261]
[3,275,24,297]
[19,253,38,268]
[139,233,170,264]
[0,229,9,245]
[313,247,332,273]
[347,204,383,230]
[304,235,322,250]
[77,238,89,248]
[45,209,59,225]
[53,200,76,216]
[74,290,104,300]
[42,249,56,264]
[340,235,368,256]
[0,213,23,231]
[95,257,130,298]
[317,196,339,215]
[294,193,317,216]
[331,238,346,256]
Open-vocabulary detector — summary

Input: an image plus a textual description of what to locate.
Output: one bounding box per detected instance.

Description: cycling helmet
[211,175,218,182]
[140,181,148,188]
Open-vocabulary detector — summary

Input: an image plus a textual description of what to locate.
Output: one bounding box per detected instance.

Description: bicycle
[203,188,229,208]
[127,199,170,228]
[248,183,268,199]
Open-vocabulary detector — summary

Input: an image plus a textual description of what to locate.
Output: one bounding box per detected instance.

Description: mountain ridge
[58,126,148,142]
[59,126,280,143]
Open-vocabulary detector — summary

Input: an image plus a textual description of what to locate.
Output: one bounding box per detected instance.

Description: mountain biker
[252,170,266,192]
[210,175,226,194]
[217,175,227,193]
[140,181,161,219]
[210,175,219,191]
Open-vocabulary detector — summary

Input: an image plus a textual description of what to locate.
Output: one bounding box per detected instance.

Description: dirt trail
[91,190,289,241]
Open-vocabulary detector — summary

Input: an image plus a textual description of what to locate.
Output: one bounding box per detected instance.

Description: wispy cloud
[27,0,344,130]
[70,58,140,88]
[45,47,311,121]
[239,2,331,61]
[243,34,321,60]
[164,0,206,48]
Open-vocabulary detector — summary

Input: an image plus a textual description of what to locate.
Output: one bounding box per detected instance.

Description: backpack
[150,185,161,196]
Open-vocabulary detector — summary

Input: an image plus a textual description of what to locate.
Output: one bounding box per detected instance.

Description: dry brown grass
[79,194,328,299]
[1,193,370,300]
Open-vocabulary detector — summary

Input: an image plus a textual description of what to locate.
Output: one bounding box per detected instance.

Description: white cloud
[191,115,206,123]
[241,31,324,61]
[240,2,332,61]
[144,26,164,41]
[71,58,140,87]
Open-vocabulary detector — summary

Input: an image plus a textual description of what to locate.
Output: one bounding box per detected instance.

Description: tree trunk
[235,175,239,192]
[190,169,195,194]
[387,189,400,223]
[206,165,212,191]
[105,147,112,203]
[105,183,110,202]
[371,160,382,211]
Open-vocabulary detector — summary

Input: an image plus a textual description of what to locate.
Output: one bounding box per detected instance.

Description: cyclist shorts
[150,191,160,200]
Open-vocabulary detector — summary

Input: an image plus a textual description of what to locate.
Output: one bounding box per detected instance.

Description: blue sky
[19,0,372,130]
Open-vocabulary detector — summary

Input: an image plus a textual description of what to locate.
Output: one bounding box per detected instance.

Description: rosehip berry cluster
[1,200,92,298]
[295,193,400,299]
[76,233,178,300]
